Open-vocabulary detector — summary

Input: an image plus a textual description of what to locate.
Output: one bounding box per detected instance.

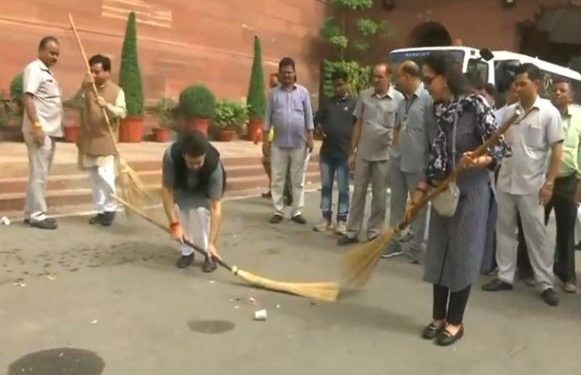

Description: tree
[119,11,144,117]
[319,0,395,98]
[246,35,266,120]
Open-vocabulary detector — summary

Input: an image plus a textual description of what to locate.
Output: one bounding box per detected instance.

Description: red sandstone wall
[0,0,328,104]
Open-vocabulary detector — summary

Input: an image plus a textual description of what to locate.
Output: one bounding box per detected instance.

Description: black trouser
[546,174,578,283]
[433,284,471,325]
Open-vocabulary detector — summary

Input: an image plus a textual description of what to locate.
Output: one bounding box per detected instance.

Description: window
[466,58,489,84]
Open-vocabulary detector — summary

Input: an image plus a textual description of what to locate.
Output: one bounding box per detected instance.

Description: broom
[68,14,151,211]
[343,107,531,288]
[112,195,340,302]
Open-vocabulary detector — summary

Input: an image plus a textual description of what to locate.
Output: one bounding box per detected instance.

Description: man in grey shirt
[262,57,314,225]
[382,61,431,263]
[162,131,224,272]
[338,63,404,245]
[22,36,63,230]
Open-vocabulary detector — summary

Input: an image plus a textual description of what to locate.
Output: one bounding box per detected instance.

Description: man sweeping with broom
[162,130,225,272]
[75,54,127,226]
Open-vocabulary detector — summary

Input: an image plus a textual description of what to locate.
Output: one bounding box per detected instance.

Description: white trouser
[495,189,554,290]
[178,206,210,256]
[88,159,117,213]
[23,133,56,222]
[270,145,309,216]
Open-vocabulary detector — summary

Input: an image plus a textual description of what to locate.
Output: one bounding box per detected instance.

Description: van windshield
[387,49,466,69]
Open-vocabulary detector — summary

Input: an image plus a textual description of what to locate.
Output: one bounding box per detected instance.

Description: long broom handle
[400,108,531,229]
[68,13,120,156]
[112,194,235,272]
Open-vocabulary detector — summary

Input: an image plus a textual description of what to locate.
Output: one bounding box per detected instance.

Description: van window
[466,58,488,84]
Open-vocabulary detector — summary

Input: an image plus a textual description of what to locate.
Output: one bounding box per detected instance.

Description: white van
[387,46,581,103]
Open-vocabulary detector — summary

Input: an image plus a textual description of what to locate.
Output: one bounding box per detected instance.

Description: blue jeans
[319,155,350,221]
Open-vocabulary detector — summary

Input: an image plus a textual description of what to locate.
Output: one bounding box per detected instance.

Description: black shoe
[101,211,116,227]
[30,219,58,230]
[25,217,55,225]
[89,214,104,225]
[291,214,307,225]
[202,257,217,273]
[421,322,444,340]
[436,326,464,346]
[269,214,284,224]
[176,254,194,268]
[482,278,513,292]
[541,288,560,306]
[337,235,359,246]
[261,191,272,199]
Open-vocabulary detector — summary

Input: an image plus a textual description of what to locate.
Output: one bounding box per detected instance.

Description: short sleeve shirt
[162,146,224,208]
[22,59,63,137]
[353,86,404,161]
[497,96,563,195]
[392,84,432,173]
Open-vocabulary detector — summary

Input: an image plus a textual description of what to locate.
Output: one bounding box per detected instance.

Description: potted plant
[178,85,215,136]
[214,100,248,142]
[0,73,25,142]
[118,11,145,143]
[246,35,266,141]
[152,96,176,142]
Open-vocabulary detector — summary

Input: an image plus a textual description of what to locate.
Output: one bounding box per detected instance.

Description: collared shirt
[318,94,357,159]
[559,104,581,178]
[22,59,63,137]
[264,84,314,149]
[353,86,404,161]
[392,83,432,173]
[497,96,563,195]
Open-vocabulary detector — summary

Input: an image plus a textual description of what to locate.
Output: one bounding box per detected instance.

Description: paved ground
[1,192,580,375]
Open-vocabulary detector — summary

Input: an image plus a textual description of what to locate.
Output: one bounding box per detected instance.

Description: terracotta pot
[119,117,144,143]
[185,118,210,136]
[64,125,81,143]
[152,127,173,142]
[217,130,236,142]
[247,117,263,142]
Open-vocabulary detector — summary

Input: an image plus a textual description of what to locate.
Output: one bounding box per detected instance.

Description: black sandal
[436,325,464,346]
[421,322,444,340]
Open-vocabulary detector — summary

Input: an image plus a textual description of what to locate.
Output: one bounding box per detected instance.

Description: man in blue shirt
[262,57,315,224]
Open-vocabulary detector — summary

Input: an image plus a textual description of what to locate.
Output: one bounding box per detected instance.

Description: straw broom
[343,107,531,288]
[68,14,151,211]
[112,195,340,302]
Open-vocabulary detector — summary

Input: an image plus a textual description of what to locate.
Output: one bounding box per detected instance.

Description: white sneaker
[313,219,333,232]
[335,221,347,235]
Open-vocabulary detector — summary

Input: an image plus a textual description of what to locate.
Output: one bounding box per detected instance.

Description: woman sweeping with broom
[407,52,509,346]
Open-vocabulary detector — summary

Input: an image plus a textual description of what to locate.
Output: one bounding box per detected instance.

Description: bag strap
[451,113,458,172]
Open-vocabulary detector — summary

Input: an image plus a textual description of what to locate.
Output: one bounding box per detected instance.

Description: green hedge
[246,35,266,120]
[118,11,144,117]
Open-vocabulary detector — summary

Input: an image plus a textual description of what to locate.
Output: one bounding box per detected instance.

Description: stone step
[0,163,321,194]
[0,172,322,212]
[0,155,305,179]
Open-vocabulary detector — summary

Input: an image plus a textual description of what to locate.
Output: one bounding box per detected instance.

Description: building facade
[0,0,328,103]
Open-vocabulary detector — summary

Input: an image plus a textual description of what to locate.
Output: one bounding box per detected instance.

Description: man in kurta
[76,54,127,226]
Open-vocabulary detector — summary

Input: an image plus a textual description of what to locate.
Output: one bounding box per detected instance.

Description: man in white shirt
[483,63,563,307]
[22,36,63,230]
